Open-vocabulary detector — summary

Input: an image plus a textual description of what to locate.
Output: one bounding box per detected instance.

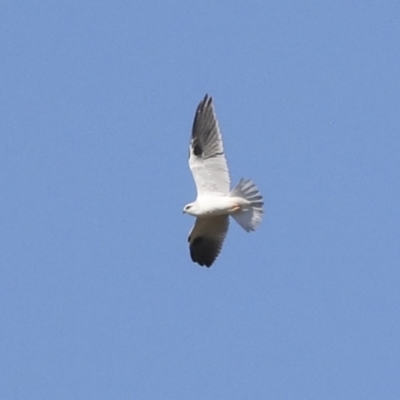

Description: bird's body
[184,95,264,267]
[184,194,250,217]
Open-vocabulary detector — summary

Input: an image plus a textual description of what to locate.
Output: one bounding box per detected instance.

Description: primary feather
[189,95,230,195]
[188,216,229,267]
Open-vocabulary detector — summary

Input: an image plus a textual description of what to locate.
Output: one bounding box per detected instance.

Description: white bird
[183,95,264,267]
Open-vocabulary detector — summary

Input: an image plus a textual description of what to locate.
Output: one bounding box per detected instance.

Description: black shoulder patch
[193,143,202,156]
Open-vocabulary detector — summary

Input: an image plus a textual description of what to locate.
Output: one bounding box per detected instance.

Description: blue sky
[1,1,399,399]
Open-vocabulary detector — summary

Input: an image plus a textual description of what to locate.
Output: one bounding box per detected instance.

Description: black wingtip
[191,94,215,141]
[205,94,212,105]
[199,94,212,108]
[189,236,218,268]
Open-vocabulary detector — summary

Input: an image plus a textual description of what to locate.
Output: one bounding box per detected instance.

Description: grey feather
[188,216,229,267]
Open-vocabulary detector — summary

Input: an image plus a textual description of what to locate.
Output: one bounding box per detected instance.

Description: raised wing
[189,95,230,195]
[188,215,229,267]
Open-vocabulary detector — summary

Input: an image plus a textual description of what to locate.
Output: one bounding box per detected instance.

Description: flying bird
[183,95,264,267]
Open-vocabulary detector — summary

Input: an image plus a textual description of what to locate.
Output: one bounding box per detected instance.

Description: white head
[183,202,199,216]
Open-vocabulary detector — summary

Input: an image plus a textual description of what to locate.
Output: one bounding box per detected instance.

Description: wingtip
[201,94,213,107]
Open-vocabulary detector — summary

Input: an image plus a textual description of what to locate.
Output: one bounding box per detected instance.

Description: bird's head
[183,202,198,216]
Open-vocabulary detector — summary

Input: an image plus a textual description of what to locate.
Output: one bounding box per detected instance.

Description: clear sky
[1,1,399,399]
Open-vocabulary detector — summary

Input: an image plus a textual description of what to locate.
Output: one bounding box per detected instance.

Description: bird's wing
[188,215,229,267]
[188,95,230,195]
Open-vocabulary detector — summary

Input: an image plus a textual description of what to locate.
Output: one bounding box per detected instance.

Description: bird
[183,95,264,267]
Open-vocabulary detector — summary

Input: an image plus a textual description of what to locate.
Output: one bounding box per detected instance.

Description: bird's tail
[230,178,264,232]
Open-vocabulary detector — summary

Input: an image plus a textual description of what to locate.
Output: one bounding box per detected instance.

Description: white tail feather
[230,179,264,232]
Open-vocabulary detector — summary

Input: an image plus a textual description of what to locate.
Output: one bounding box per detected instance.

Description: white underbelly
[196,195,248,216]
